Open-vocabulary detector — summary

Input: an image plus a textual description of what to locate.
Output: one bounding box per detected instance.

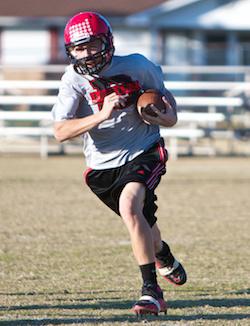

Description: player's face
[69,39,103,67]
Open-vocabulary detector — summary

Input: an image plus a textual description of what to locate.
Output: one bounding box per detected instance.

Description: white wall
[164,33,190,65]
[113,29,151,59]
[1,30,50,64]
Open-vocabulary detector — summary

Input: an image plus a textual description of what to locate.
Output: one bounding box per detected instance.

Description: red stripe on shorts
[157,142,167,163]
[146,142,167,190]
[83,167,93,185]
[146,163,164,190]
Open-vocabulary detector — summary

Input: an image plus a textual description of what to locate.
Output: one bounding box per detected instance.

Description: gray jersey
[52,54,168,170]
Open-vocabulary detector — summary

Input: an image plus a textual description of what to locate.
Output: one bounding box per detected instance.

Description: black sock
[156,241,175,265]
[139,262,157,285]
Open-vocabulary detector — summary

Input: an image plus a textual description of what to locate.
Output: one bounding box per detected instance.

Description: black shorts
[84,138,168,227]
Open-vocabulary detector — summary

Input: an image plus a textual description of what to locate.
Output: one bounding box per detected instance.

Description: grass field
[0,155,249,325]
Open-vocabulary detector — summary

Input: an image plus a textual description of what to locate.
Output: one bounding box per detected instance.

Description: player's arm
[54,92,127,142]
[54,113,105,142]
[138,56,178,127]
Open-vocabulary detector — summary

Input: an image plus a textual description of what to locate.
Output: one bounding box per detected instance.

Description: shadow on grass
[226,288,250,295]
[0,290,124,296]
[169,297,250,309]
[0,297,250,324]
[1,297,249,312]
[0,300,134,311]
[0,313,250,325]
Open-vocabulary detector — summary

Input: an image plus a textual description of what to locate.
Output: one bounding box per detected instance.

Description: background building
[0,0,249,159]
[0,0,165,65]
[0,0,249,66]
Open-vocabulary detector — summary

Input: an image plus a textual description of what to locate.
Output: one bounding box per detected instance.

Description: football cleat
[156,258,187,286]
[132,283,167,316]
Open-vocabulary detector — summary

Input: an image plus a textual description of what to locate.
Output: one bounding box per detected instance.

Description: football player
[52,11,187,316]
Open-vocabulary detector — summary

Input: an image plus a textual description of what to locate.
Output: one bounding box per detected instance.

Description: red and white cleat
[156,258,187,286]
[132,284,167,316]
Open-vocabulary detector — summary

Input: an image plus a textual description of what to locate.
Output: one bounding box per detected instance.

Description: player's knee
[119,183,145,227]
[119,196,142,227]
[120,199,137,224]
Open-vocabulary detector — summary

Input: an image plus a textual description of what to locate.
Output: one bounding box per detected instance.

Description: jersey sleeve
[51,71,83,121]
[136,54,176,109]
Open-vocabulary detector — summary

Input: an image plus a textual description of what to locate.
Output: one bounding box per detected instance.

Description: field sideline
[0,156,249,325]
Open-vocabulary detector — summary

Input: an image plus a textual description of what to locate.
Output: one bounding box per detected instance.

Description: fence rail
[0,110,226,159]
[0,64,249,158]
[0,95,244,107]
[1,64,250,74]
[0,80,250,91]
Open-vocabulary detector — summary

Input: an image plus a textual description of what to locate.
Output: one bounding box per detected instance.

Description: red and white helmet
[64,12,114,75]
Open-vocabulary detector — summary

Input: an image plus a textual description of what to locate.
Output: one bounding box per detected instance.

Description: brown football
[137,89,165,117]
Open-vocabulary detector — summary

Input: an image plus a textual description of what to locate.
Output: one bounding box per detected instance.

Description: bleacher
[0,64,249,159]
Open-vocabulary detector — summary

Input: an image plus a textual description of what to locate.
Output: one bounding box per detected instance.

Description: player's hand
[99,92,128,120]
[141,96,177,127]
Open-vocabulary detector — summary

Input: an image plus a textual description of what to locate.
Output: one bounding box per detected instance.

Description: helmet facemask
[66,34,114,75]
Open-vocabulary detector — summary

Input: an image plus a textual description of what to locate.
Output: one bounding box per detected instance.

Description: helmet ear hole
[64,12,114,75]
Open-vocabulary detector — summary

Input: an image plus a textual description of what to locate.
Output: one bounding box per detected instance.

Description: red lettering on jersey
[86,75,142,111]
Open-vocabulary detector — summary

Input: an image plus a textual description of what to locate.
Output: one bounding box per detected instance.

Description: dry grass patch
[0,156,249,325]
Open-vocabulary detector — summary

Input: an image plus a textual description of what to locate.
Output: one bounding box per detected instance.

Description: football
[137,89,166,117]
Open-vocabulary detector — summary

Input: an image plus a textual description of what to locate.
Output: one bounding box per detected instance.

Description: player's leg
[119,182,154,264]
[151,221,163,253]
[119,182,167,315]
[152,223,187,286]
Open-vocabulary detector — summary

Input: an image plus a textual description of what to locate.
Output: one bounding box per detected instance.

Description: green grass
[0,155,249,325]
